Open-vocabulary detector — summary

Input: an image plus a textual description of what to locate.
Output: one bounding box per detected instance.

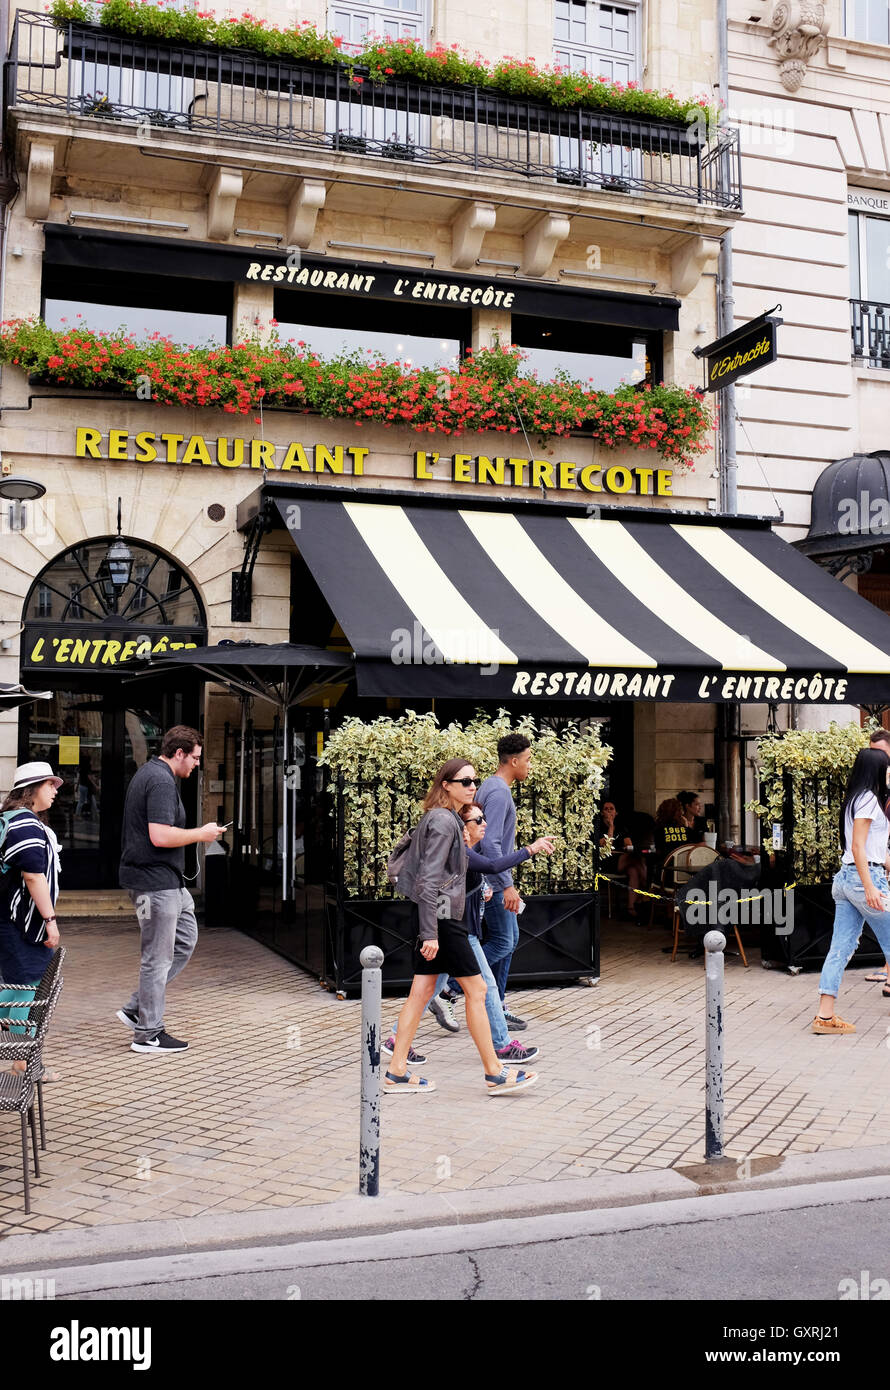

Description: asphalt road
[31,1176,890,1302]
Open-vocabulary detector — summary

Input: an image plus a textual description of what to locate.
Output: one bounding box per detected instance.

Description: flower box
[333,132,367,154]
[57,22,709,155]
[380,139,416,161]
[324,892,599,995]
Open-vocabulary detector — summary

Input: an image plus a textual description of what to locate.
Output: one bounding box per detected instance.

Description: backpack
[386,826,417,889]
[0,808,35,874]
[386,809,464,901]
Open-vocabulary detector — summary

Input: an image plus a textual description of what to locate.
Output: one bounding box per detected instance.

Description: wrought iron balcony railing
[6,11,742,210]
[851,298,890,368]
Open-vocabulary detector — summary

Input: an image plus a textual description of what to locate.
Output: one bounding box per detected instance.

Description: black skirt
[412,919,481,979]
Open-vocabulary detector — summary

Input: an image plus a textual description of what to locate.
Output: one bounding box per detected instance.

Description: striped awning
[277,494,890,703]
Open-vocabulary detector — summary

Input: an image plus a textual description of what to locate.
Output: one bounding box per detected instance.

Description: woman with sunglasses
[457,801,553,1062]
[386,802,553,1063]
[385,758,538,1095]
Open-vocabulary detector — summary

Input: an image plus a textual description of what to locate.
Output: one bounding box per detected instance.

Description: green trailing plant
[318,710,611,899]
[747,722,878,884]
[47,1,721,130]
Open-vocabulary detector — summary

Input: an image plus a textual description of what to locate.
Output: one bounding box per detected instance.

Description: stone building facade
[0,0,742,894]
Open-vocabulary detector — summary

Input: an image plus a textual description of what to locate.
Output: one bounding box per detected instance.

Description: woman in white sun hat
[0,762,64,1079]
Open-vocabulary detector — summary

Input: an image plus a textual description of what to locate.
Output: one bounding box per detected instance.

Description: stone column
[233,282,275,343]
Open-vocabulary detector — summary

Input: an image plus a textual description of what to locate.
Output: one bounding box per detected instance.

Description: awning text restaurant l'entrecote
[240,485,890,705]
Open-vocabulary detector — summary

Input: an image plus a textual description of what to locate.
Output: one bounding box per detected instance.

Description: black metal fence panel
[9,12,742,209]
[851,298,890,368]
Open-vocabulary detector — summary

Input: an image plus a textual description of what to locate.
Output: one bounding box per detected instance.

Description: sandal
[866,972,888,983]
[485,1067,538,1095]
[883,987,890,1000]
[383,1069,436,1093]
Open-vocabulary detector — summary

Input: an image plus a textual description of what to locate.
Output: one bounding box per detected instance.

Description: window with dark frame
[510,315,660,390]
[273,288,470,369]
[849,206,890,366]
[42,265,230,346]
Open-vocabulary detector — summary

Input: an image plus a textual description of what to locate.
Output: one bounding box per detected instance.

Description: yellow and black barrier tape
[594,872,796,905]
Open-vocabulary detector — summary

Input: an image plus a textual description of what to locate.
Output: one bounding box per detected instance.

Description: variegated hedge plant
[318,709,611,898]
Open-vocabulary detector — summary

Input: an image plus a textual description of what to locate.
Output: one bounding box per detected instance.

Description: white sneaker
[429,993,460,1033]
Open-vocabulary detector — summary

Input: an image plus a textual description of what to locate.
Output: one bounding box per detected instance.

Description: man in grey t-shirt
[117,725,223,1054]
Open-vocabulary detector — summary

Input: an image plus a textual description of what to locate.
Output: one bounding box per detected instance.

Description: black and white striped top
[0,812,61,943]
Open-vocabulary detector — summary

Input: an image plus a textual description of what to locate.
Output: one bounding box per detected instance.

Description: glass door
[553,0,642,186]
[229,707,329,976]
[25,691,105,888]
[21,688,194,888]
[327,0,429,153]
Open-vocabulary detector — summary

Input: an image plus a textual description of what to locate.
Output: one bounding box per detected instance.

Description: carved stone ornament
[767,1,830,92]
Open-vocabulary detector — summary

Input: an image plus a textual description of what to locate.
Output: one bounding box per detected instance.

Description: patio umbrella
[128,641,354,903]
[133,640,353,708]
[0,683,52,709]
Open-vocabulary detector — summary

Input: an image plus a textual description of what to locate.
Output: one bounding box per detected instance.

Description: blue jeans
[392,941,509,1051]
[819,863,890,998]
[481,891,519,1003]
[468,934,509,1050]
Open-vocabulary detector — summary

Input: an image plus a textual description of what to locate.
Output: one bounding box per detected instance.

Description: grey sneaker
[429,993,460,1033]
[503,1010,528,1032]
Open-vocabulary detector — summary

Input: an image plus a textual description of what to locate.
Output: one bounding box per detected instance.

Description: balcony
[852,298,890,368]
[7,11,741,211]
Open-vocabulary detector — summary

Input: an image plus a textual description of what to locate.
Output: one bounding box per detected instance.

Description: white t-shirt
[842,792,890,864]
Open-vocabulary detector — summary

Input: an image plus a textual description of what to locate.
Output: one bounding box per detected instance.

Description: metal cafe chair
[648,842,720,929]
[0,947,65,1150]
[0,973,64,1213]
[601,866,630,919]
[669,849,752,967]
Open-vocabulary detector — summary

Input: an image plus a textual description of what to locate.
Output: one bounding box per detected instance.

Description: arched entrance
[18,537,207,887]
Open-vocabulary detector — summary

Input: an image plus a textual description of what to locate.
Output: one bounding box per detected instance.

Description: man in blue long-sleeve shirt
[477,732,536,1030]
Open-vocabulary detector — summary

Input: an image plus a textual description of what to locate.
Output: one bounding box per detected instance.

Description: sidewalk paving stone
[3,916,890,1236]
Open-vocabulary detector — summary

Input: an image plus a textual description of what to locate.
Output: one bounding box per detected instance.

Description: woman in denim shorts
[814,746,890,1034]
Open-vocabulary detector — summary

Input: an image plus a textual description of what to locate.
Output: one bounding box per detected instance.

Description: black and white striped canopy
[278,494,890,703]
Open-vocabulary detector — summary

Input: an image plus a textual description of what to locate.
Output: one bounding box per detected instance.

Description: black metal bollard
[703,930,726,1160]
[359,945,384,1196]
